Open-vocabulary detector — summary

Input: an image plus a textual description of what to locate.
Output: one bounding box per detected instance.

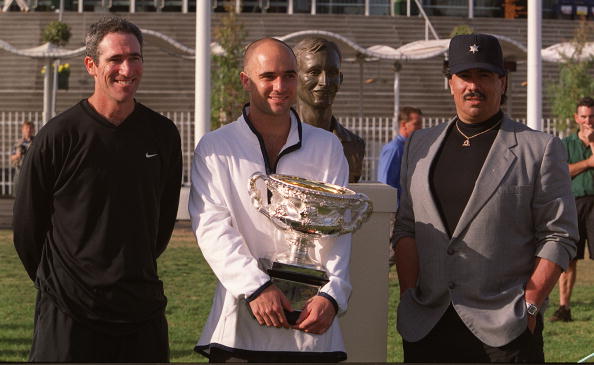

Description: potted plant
[41,63,71,90]
[41,21,72,90]
[449,25,474,38]
[57,63,70,90]
[42,21,71,47]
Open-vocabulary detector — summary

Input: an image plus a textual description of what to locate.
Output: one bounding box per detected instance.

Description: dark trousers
[403,305,544,363]
[29,291,170,362]
[575,195,594,259]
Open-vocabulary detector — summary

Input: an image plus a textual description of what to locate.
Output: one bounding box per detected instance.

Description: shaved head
[243,37,296,73]
[239,37,298,121]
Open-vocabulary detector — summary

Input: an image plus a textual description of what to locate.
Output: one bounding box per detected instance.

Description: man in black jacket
[13,16,182,362]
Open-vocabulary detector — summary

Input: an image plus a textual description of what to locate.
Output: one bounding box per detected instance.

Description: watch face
[527,303,538,316]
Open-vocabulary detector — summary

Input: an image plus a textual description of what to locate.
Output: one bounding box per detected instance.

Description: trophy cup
[248,173,373,324]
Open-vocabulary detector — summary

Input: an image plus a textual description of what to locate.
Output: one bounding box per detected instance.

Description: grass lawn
[1,227,593,362]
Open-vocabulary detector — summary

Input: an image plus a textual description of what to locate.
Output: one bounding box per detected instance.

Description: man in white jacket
[189,38,352,362]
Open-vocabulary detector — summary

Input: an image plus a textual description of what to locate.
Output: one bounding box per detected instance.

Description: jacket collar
[241,103,303,174]
[417,113,518,240]
[451,114,518,239]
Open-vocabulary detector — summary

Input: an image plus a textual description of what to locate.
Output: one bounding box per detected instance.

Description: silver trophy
[248,173,372,323]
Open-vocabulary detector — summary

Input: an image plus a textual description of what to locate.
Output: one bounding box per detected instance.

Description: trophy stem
[288,236,311,265]
[282,233,323,269]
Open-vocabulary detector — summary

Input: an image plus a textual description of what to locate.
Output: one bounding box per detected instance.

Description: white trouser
[3,0,29,11]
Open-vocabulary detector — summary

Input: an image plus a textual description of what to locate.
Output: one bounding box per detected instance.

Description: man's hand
[10,150,21,162]
[587,138,594,168]
[293,295,336,334]
[248,285,292,328]
[585,126,594,166]
[583,125,594,143]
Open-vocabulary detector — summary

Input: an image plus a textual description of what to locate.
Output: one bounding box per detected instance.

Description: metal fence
[0,111,194,196]
[0,111,567,196]
[8,0,561,18]
[344,116,565,183]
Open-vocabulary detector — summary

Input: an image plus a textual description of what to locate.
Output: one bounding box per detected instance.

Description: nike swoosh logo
[146,153,159,158]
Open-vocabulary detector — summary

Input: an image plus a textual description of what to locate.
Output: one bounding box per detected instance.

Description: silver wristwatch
[526,302,539,316]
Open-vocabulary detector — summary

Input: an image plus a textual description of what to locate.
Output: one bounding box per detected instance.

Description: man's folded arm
[392,132,419,293]
[13,134,54,282]
[156,129,182,258]
[532,136,578,271]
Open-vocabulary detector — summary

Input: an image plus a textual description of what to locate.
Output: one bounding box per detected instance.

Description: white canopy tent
[0,28,222,123]
[2,26,592,127]
[0,40,85,122]
[277,30,532,120]
[542,41,594,63]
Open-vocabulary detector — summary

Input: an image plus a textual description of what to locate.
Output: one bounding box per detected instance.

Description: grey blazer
[394,115,578,347]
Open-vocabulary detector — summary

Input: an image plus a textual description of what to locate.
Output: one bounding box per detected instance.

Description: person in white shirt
[189,37,352,363]
[2,0,29,12]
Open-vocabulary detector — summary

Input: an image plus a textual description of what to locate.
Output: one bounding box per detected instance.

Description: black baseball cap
[448,34,506,76]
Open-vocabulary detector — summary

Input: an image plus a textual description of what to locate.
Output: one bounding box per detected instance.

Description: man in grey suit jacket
[393,34,578,362]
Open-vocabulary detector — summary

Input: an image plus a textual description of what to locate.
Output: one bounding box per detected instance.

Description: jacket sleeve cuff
[246,280,273,302]
[536,240,576,272]
[392,233,414,248]
[317,292,339,314]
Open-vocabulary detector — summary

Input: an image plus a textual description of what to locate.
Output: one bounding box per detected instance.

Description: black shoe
[550,305,572,322]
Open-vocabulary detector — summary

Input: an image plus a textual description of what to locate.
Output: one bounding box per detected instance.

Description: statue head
[293,37,343,112]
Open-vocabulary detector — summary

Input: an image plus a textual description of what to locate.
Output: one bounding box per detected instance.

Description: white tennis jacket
[189,107,352,357]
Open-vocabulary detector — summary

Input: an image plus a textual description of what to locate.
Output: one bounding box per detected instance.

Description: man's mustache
[463,91,486,100]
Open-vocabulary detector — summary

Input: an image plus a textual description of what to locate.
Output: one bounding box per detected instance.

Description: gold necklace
[455,120,502,147]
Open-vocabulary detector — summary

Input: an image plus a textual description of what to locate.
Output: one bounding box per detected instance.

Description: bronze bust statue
[293,37,365,183]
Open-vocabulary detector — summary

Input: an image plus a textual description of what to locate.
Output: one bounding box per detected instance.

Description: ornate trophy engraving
[248,173,372,323]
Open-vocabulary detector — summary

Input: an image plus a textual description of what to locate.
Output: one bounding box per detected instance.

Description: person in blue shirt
[377,106,423,197]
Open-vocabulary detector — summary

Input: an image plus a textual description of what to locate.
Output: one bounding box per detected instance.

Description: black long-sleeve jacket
[13,100,182,333]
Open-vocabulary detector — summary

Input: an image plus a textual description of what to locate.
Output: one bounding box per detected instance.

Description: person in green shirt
[552,96,594,322]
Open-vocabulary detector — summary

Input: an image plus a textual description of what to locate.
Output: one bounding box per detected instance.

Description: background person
[552,96,594,322]
[377,106,422,266]
[294,37,365,183]
[12,16,182,362]
[377,106,423,196]
[189,37,351,363]
[1,0,29,12]
[393,33,578,362]
[10,120,35,197]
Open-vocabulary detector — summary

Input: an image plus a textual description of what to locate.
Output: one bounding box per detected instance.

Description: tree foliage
[42,21,71,47]
[547,20,594,132]
[449,25,474,38]
[211,8,247,129]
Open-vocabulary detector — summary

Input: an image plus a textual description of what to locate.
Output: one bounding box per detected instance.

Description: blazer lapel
[415,118,453,235]
[451,116,518,240]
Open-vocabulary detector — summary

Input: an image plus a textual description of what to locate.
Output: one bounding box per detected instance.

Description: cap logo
[449,34,504,76]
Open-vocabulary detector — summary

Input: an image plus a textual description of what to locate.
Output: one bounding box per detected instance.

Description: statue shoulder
[333,121,365,146]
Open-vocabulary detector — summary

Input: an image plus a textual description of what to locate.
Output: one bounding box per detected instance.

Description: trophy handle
[248,172,271,220]
[340,194,373,234]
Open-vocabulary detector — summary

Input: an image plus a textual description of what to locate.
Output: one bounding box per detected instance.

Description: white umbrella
[542,41,594,62]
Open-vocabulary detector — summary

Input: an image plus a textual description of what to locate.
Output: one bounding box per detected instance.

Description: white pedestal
[177,186,190,220]
[340,182,397,362]
[177,183,397,362]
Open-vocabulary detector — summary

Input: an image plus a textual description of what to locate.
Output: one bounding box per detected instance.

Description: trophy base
[266,261,329,325]
[284,309,301,325]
